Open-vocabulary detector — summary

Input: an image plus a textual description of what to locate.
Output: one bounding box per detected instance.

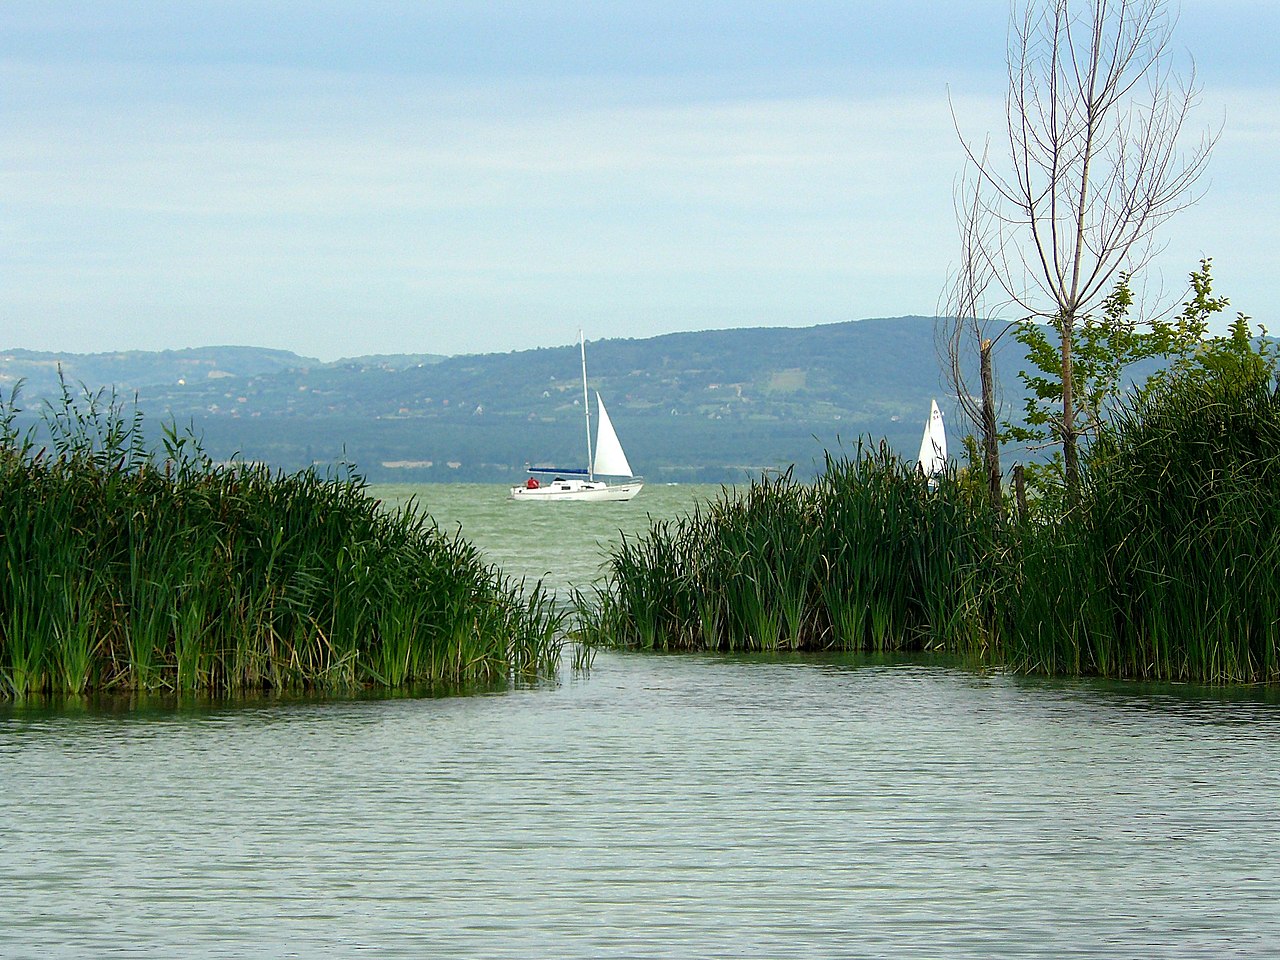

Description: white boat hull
[509,478,644,502]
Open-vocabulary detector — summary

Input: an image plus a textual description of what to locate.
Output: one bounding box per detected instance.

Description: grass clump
[0,381,563,698]
[584,357,1280,685]
[577,444,1001,655]
[996,366,1280,682]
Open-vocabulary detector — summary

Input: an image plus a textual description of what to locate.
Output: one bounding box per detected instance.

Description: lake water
[4,484,1280,958]
[369,481,727,595]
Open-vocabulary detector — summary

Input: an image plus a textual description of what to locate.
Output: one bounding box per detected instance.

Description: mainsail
[593,392,634,477]
[917,398,947,477]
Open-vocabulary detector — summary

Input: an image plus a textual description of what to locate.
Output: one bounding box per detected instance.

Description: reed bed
[0,385,564,698]
[995,371,1280,682]
[577,444,1001,654]
[584,367,1280,684]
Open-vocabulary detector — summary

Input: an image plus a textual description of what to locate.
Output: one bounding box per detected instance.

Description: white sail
[917,398,947,477]
[593,392,634,477]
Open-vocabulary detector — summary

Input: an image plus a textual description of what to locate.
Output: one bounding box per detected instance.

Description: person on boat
[525,477,540,489]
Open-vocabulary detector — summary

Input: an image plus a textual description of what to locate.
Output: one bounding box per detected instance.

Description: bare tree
[940,174,1008,517]
[948,0,1215,490]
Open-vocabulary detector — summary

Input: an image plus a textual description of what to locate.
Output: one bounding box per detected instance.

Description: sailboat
[917,398,947,478]
[509,333,644,502]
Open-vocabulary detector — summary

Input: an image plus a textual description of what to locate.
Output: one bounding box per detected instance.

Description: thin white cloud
[1,4,1277,357]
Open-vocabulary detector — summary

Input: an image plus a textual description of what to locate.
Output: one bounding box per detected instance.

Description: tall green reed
[579,443,1001,655]
[583,367,1280,686]
[995,369,1280,682]
[0,378,565,697]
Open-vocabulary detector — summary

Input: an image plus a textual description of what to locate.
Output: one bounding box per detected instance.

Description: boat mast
[580,330,594,481]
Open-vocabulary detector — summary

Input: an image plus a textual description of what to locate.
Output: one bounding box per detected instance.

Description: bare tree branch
[946,0,1218,490]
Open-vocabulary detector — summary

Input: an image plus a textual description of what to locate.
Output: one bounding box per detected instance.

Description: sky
[3,1,1278,361]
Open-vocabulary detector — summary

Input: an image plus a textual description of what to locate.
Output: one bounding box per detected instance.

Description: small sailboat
[917,398,947,478]
[509,333,643,502]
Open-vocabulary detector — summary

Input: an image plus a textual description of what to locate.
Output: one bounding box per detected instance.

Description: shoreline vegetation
[578,360,1280,685]
[4,348,1278,699]
[0,380,563,699]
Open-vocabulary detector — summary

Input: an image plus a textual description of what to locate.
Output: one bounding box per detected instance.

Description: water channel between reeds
[3,483,1279,958]
[370,481,724,596]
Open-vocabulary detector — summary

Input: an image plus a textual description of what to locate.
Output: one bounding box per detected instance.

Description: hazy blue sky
[3,1,1277,360]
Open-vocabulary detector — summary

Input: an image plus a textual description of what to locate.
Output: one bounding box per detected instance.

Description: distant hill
[0,345,319,400]
[0,345,451,401]
[0,318,1019,483]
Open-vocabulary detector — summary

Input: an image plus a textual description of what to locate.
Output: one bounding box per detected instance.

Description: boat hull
[509,479,644,502]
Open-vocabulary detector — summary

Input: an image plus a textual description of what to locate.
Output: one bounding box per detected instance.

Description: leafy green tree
[1188,312,1280,388]
[1141,259,1276,393]
[1009,259,1230,454]
[1008,259,1275,500]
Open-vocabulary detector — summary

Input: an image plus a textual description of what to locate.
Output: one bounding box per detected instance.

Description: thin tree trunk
[1061,314,1079,489]
[980,338,1003,518]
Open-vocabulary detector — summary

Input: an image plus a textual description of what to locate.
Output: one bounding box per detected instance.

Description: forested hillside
[1,317,1010,482]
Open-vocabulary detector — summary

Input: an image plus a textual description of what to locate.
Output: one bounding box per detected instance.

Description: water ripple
[4,651,1280,958]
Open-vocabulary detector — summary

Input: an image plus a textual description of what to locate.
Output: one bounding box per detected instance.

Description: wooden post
[1013,464,1027,519]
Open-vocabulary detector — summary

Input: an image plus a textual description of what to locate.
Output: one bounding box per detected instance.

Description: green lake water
[3,483,1280,958]
[369,481,726,595]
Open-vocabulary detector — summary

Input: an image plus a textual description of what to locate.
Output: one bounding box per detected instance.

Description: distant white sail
[593,392,634,477]
[917,398,947,477]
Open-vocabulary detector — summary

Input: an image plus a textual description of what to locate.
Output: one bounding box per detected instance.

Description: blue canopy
[527,467,589,476]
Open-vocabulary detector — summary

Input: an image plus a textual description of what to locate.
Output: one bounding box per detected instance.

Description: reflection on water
[4,652,1280,958]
